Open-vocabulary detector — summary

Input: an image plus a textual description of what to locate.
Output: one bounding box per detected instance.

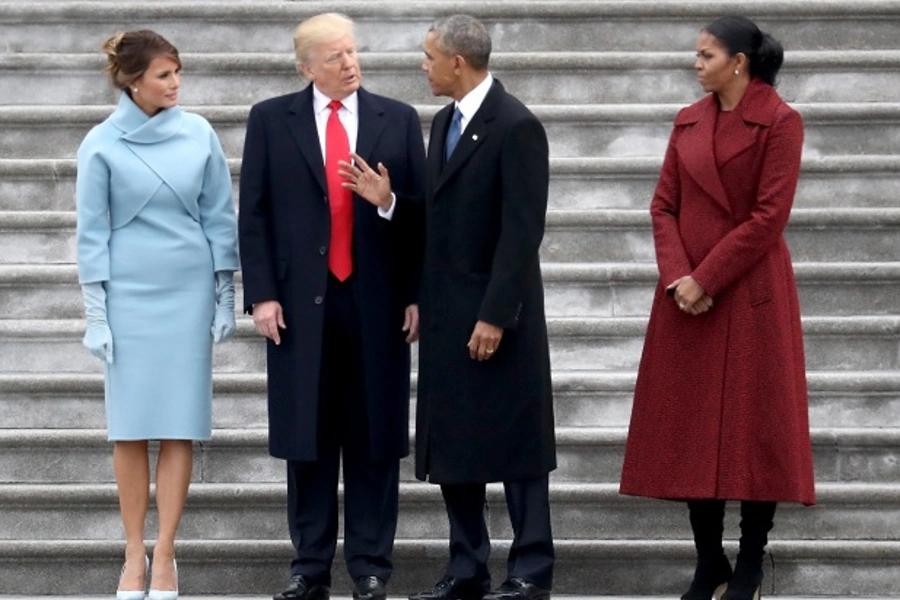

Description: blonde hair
[293,13,355,72]
[101,30,181,90]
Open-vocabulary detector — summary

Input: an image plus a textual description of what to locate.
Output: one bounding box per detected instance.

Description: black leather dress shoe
[409,576,488,600]
[274,574,330,600]
[353,576,387,600]
[483,578,550,600]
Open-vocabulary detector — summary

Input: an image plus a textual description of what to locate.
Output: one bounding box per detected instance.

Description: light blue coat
[77,92,239,283]
[76,92,239,440]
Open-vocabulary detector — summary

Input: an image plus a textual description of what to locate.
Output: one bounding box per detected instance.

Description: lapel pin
[472,134,479,141]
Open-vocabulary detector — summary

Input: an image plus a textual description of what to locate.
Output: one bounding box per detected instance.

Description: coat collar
[431,78,503,193]
[286,85,386,194]
[109,91,184,144]
[674,78,784,214]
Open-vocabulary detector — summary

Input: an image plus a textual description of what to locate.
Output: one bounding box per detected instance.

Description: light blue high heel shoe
[148,558,178,600]
[116,555,148,600]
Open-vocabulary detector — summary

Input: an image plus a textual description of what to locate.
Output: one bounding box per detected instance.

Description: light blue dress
[75,92,239,441]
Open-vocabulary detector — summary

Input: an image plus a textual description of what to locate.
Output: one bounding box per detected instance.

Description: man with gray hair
[412,14,556,600]
[239,12,426,600]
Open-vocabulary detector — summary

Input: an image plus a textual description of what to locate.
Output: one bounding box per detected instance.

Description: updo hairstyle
[101,30,181,91]
[703,16,784,86]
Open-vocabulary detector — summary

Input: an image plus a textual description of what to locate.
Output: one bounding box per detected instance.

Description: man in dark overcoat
[411,15,556,600]
[238,13,425,600]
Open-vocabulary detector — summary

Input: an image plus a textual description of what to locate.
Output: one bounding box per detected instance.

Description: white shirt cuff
[377,193,397,220]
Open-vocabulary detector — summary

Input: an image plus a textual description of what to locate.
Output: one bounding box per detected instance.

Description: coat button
[314,296,323,305]
[319,246,327,255]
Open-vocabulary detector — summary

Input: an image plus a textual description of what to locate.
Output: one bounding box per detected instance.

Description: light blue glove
[212,271,236,343]
[81,282,113,364]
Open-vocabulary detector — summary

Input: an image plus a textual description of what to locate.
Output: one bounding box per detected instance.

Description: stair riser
[551,334,900,372]
[544,280,900,318]
[2,278,896,321]
[2,68,896,106]
[1,328,896,373]
[3,17,898,54]
[0,496,896,541]
[0,441,894,484]
[0,546,895,595]
[549,174,900,211]
[3,386,900,431]
[540,227,900,263]
[6,119,897,160]
[3,172,894,213]
[6,224,899,265]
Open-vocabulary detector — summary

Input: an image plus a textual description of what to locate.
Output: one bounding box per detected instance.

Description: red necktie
[326,100,352,281]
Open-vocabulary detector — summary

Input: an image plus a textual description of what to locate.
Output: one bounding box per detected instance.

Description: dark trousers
[286,275,400,585]
[440,474,554,590]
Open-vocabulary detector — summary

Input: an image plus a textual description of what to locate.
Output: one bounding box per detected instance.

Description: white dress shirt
[452,72,494,135]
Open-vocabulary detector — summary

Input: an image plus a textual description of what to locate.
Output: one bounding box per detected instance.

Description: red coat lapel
[674,79,785,215]
[675,94,732,215]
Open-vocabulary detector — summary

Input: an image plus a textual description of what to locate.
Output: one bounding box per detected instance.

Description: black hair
[703,16,783,86]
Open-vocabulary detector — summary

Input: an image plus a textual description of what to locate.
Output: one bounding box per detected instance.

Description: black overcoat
[239,85,426,461]
[416,79,556,484]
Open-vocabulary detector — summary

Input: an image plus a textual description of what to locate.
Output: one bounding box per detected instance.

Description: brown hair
[101,30,181,90]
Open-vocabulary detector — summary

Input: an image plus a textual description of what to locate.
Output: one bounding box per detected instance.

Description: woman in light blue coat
[75,30,239,600]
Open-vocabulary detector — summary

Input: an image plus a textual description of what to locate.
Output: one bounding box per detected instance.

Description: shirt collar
[455,72,493,122]
[312,85,359,117]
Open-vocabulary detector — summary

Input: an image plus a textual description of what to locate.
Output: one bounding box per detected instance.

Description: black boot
[721,501,776,600]
[681,500,731,600]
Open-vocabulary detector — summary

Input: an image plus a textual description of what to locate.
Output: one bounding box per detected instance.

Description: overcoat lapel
[355,88,386,166]
[434,80,503,194]
[428,105,451,190]
[286,86,327,193]
[675,79,783,215]
[675,95,732,215]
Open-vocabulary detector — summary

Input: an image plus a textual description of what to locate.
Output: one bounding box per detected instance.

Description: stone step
[2,597,877,600]
[2,369,897,431]
[3,0,900,53]
[542,262,900,317]
[2,155,897,212]
[2,51,899,105]
[4,103,899,159]
[1,262,897,320]
[540,208,900,263]
[0,426,896,485]
[4,208,899,264]
[0,481,895,542]
[0,537,897,595]
[8,598,897,600]
[0,315,895,373]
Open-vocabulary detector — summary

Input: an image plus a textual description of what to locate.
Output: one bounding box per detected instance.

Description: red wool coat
[620,79,816,505]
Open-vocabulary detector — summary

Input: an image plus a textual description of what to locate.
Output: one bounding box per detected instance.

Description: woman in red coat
[619,16,816,600]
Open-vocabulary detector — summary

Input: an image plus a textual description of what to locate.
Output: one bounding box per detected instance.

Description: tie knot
[328,100,343,113]
[452,106,462,122]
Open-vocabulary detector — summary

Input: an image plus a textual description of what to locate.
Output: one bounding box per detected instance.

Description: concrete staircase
[1,0,899,596]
